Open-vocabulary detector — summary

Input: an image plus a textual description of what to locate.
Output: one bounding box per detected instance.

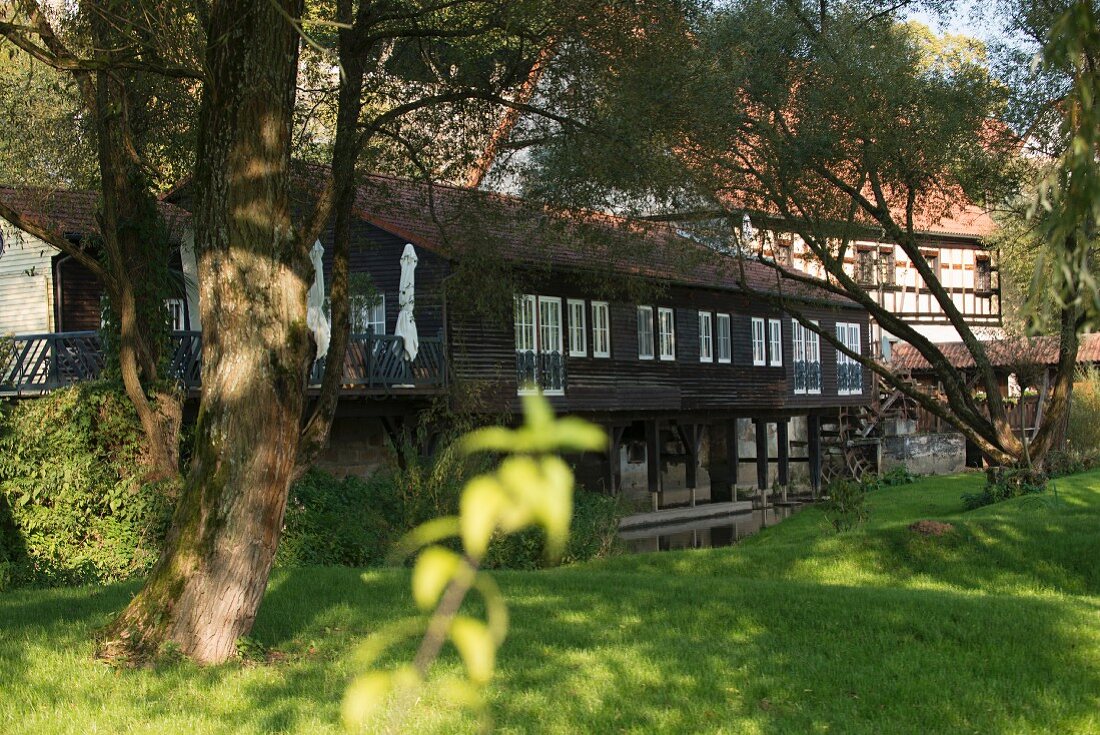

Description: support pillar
[755,419,768,491]
[777,418,790,491]
[677,424,702,506]
[726,418,740,502]
[808,413,822,497]
[606,425,625,494]
[646,419,661,508]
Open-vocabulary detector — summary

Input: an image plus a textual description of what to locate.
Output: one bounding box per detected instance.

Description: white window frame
[592,301,611,358]
[751,317,766,366]
[165,298,186,331]
[716,313,732,364]
[637,306,655,360]
[791,319,822,395]
[768,318,783,367]
[352,294,386,334]
[515,294,565,396]
[836,322,863,395]
[658,307,676,361]
[567,298,587,357]
[698,311,713,362]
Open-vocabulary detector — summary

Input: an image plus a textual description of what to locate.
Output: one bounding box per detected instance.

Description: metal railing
[1,330,447,397]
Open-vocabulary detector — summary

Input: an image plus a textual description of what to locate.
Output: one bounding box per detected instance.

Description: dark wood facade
[446,274,872,419]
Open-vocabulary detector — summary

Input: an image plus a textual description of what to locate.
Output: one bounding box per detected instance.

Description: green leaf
[460,476,505,558]
[412,546,462,612]
[450,616,496,685]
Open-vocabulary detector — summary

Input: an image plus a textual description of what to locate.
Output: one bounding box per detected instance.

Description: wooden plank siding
[316,219,449,340]
[447,271,872,417]
[0,222,56,334]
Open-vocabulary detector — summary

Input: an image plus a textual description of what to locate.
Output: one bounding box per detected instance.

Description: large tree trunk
[100,0,308,664]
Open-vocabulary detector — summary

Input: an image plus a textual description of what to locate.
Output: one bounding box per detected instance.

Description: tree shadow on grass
[2,561,1099,734]
[487,571,1100,734]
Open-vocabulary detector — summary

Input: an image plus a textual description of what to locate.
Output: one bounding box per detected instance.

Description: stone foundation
[314,416,393,478]
[881,432,965,476]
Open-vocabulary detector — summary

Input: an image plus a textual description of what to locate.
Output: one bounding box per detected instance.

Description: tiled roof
[891,333,1100,371]
[307,170,858,305]
[0,186,190,241]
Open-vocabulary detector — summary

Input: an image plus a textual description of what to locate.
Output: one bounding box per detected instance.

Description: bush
[482,490,624,570]
[1044,450,1096,479]
[962,466,1047,510]
[1067,366,1100,460]
[279,444,624,570]
[0,383,176,588]
[878,466,918,486]
[276,470,393,568]
[822,477,870,532]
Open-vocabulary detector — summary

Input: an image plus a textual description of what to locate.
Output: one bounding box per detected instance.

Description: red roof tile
[307,171,857,305]
[0,186,190,242]
[891,333,1100,371]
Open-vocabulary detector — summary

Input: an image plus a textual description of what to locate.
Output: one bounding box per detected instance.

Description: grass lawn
[3,470,1100,733]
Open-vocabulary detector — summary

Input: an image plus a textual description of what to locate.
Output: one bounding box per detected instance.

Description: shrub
[822,477,870,532]
[0,383,176,588]
[1044,449,1096,478]
[482,490,624,570]
[279,445,624,570]
[879,466,918,486]
[962,466,1047,510]
[1067,366,1100,460]
[276,470,393,568]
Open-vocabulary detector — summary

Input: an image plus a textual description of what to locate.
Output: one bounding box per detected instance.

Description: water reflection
[620,505,801,554]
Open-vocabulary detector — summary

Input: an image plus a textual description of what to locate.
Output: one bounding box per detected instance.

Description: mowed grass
[3,471,1100,734]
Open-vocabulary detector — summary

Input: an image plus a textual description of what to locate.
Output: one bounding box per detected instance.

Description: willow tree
[508,0,1098,468]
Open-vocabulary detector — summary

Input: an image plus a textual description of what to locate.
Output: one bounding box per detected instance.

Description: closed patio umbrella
[395,243,419,361]
[306,240,330,359]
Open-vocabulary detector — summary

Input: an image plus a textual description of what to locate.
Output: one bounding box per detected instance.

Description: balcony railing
[793,359,822,394]
[515,350,566,394]
[1,330,446,397]
[837,362,864,394]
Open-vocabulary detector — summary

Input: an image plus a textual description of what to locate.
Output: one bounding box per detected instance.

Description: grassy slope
[3,471,1100,734]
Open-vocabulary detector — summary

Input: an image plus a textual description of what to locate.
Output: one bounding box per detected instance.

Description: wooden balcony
[0,330,447,398]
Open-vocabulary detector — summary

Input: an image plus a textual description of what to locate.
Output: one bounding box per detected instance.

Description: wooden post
[777,418,790,491]
[606,425,625,494]
[646,419,661,507]
[755,419,768,491]
[726,418,740,501]
[808,413,822,497]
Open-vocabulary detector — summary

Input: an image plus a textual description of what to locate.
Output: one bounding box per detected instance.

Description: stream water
[620,504,803,554]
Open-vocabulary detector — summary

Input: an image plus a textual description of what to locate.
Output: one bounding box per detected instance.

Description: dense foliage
[278,463,623,571]
[0,384,175,589]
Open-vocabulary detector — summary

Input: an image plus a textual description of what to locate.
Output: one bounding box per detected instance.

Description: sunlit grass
[3,470,1100,733]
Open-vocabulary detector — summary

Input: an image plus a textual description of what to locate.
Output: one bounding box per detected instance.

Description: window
[515,294,565,395]
[774,236,793,266]
[591,301,611,358]
[165,298,186,331]
[836,322,863,395]
[976,256,992,292]
[658,307,676,360]
[751,317,766,366]
[716,313,732,363]
[698,312,713,362]
[567,299,587,357]
[637,306,654,360]
[879,248,896,285]
[791,319,821,395]
[921,250,939,286]
[855,248,876,285]
[768,319,782,366]
[352,294,385,334]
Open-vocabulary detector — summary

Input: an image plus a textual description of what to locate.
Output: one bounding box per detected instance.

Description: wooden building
[1,173,875,508]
